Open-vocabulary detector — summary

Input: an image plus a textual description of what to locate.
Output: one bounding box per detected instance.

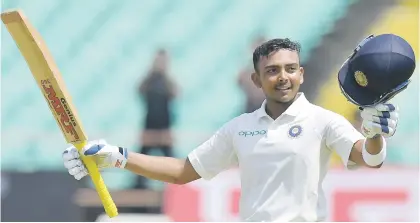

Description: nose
[277,69,288,83]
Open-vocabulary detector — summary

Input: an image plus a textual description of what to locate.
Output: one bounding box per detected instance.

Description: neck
[265,96,298,120]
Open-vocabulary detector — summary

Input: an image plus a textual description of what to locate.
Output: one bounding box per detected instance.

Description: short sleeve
[188,120,238,180]
[325,113,365,169]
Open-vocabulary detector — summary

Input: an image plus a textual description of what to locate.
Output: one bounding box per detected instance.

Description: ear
[299,67,304,84]
[251,72,262,88]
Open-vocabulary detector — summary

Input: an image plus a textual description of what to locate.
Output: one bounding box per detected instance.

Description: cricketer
[63,35,415,221]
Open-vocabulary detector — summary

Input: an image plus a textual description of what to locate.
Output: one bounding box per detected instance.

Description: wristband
[115,147,128,169]
[362,138,387,166]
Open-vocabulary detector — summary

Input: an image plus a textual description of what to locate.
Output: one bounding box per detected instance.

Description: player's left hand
[360,103,399,138]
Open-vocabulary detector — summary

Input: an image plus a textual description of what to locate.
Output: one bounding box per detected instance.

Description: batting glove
[62,139,128,180]
[360,103,399,138]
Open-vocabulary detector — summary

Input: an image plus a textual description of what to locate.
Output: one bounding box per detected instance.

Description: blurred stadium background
[1,0,418,221]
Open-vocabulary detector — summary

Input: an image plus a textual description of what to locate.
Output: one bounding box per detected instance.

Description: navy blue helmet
[338,34,416,107]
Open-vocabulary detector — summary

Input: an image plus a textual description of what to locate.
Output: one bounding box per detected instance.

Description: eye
[266,67,277,74]
[287,67,297,73]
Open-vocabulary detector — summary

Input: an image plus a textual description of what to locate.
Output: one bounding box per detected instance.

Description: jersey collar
[256,93,310,119]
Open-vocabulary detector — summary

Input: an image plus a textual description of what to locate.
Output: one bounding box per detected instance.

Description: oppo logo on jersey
[238,130,267,137]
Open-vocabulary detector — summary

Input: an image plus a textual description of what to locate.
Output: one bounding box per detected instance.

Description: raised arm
[326,103,398,169]
[62,119,238,184]
[62,140,200,185]
[348,104,398,168]
[125,153,200,185]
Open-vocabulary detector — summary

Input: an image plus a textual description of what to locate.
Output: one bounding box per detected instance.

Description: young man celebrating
[63,36,412,221]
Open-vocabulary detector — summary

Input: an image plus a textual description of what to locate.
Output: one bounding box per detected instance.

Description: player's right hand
[62,139,128,180]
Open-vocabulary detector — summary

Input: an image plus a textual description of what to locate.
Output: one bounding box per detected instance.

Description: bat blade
[1,9,118,218]
[1,10,86,144]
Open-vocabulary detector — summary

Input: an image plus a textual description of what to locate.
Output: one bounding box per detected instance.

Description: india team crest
[354,70,368,87]
[288,125,303,138]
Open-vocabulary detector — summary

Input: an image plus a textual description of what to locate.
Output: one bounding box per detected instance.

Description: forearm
[350,136,386,168]
[124,152,186,184]
[124,152,201,184]
[365,135,384,155]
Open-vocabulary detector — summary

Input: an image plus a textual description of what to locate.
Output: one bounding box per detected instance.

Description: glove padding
[62,139,128,180]
[360,103,399,138]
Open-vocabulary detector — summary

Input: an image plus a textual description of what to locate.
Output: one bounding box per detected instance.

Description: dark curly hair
[253,38,301,72]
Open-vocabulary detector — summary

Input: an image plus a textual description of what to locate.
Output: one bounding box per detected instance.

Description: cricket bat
[1,10,118,218]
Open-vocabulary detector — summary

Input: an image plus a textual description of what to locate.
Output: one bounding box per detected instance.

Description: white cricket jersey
[188,93,365,222]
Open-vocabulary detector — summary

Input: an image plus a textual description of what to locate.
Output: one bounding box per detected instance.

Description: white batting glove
[62,139,128,180]
[360,103,399,138]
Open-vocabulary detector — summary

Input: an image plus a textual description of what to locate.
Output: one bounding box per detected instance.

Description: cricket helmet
[338,34,416,107]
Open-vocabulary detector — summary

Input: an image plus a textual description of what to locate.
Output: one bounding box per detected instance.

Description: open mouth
[275,86,292,91]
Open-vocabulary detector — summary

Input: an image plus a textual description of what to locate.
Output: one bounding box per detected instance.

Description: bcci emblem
[354,71,368,87]
[288,125,303,138]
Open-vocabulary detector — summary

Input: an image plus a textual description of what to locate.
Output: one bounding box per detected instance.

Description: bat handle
[74,142,119,218]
